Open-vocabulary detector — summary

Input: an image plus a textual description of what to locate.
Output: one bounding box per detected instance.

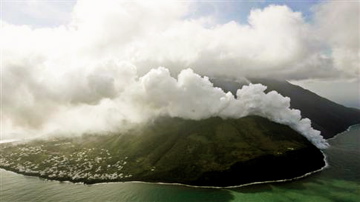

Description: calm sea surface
[1,125,359,202]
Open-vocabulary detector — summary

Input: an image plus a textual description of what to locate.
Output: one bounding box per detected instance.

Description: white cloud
[2,64,329,149]
[3,1,356,79]
[5,0,359,149]
[313,1,360,77]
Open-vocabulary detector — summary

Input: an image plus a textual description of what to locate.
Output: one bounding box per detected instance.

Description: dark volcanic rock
[191,146,324,186]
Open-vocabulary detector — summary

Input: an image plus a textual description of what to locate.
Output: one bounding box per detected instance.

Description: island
[0,116,326,187]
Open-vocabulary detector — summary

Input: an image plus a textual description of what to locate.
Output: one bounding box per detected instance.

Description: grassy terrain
[0,116,325,186]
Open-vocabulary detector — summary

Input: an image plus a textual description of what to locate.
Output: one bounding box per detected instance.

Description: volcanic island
[0,116,326,187]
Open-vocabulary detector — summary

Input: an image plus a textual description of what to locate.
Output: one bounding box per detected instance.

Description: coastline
[2,122,359,202]
[0,148,328,189]
[0,158,327,189]
[2,122,354,189]
[326,124,360,141]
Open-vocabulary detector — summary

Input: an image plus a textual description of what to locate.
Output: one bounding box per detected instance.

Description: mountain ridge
[211,78,360,139]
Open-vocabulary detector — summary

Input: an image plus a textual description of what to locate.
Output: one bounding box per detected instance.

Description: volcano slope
[0,116,325,187]
[212,78,360,139]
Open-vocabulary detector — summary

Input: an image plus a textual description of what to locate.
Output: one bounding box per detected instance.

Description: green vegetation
[0,116,325,186]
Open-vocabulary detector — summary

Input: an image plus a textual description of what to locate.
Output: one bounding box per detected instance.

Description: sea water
[1,125,359,202]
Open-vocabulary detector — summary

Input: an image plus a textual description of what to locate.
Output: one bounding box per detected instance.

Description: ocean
[1,125,359,202]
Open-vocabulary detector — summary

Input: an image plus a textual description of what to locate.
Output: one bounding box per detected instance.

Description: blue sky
[189,0,324,24]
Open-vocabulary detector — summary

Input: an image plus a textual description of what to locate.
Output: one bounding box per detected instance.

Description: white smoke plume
[2,61,328,148]
[139,67,328,149]
[3,0,354,149]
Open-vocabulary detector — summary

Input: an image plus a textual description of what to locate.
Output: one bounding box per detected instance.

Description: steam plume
[2,62,328,148]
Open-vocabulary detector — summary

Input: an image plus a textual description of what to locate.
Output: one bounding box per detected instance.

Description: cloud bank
[3,0,356,149]
[2,62,328,148]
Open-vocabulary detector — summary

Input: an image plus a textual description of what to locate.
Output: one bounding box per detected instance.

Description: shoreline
[326,124,360,141]
[0,150,328,189]
[2,123,355,189]
[99,159,328,189]
[0,162,327,189]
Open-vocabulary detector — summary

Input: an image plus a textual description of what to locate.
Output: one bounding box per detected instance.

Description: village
[0,140,134,183]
